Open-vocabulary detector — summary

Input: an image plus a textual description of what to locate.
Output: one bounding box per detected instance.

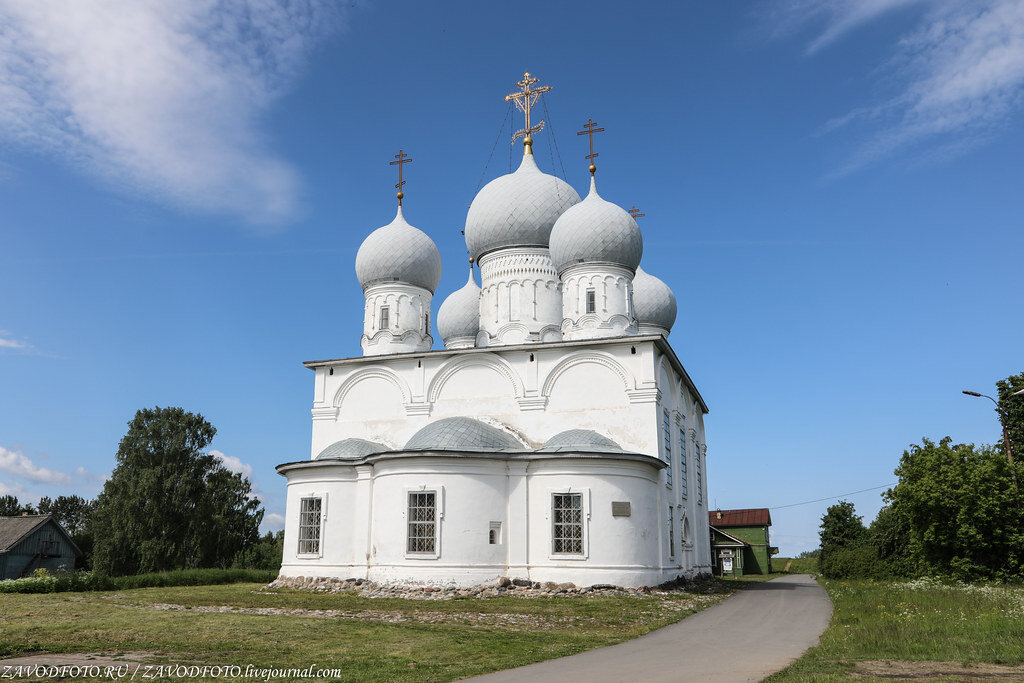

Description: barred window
[585,289,596,314]
[663,409,673,487]
[678,429,688,499]
[668,507,675,558]
[407,491,437,553]
[694,440,703,505]
[424,311,430,335]
[552,493,583,554]
[297,497,322,555]
[380,306,390,330]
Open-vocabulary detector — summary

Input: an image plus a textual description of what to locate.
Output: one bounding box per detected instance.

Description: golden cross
[577,119,605,175]
[505,71,552,149]
[628,206,645,219]
[389,150,412,206]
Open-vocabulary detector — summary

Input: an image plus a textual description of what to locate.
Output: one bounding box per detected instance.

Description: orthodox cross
[505,71,552,148]
[577,119,605,175]
[390,150,412,206]
[628,206,645,219]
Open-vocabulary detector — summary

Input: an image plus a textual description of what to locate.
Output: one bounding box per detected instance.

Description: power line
[769,483,897,510]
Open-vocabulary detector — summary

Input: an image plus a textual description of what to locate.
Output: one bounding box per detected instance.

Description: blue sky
[1,1,1021,554]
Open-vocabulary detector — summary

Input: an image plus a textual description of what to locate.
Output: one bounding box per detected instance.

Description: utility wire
[472,101,513,202]
[540,94,568,181]
[769,483,897,510]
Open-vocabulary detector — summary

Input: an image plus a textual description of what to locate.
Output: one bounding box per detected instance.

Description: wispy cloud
[210,449,254,479]
[773,0,1024,173]
[0,329,32,352]
[262,512,285,531]
[0,1,341,226]
[0,446,71,485]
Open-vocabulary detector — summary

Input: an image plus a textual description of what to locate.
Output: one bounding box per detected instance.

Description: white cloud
[775,0,1024,173]
[0,446,71,485]
[0,0,340,225]
[262,512,285,531]
[0,330,31,351]
[210,449,254,479]
[0,478,25,496]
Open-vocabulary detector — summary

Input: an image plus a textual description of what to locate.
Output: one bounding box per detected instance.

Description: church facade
[277,74,712,588]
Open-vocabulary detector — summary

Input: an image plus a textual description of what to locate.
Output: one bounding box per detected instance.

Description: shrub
[820,545,892,580]
[0,567,273,594]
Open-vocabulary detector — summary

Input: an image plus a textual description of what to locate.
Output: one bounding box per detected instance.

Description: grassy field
[0,582,729,681]
[774,556,820,574]
[769,577,1024,681]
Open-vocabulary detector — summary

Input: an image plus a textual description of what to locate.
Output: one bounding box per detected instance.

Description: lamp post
[962,388,1024,489]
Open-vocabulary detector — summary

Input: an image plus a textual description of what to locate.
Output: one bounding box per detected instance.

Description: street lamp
[962,388,1024,488]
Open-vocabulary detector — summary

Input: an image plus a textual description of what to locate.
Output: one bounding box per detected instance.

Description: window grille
[380,306,390,330]
[585,289,596,314]
[694,439,703,505]
[489,521,501,545]
[552,493,583,554]
[407,491,437,553]
[669,508,675,558]
[663,409,673,487]
[297,497,322,554]
[678,428,688,498]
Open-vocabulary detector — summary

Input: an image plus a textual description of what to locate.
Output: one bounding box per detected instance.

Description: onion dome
[549,176,643,273]
[314,438,389,460]
[632,266,677,334]
[437,265,481,348]
[405,417,523,451]
[538,430,624,453]
[464,151,581,260]
[355,206,442,293]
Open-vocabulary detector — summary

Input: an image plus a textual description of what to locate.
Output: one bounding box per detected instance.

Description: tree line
[2,407,282,575]
[819,371,1024,582]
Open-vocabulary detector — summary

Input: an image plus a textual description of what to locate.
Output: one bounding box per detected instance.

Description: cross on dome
[505,71,552,154]
[628,206,645,219]
[577,119,605,176]
[389,149,412,206]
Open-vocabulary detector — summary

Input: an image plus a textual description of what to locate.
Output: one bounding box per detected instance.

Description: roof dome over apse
[632,266,677,334]
[436,264,481,348]
[405,417,524,451]
[355,207,443,293]
[464,151,581,260]
[539,429,624,453]
[314,438,390,460]
[549,176,643,274]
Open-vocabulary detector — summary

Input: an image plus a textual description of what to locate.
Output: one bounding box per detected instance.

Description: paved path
[471,574,832,683]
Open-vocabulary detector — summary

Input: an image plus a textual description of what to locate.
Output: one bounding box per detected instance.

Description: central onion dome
[549,176,643,273]
[632,266,677,334]
[464,151,581,260]
[355,206,442,292]
[436,265,481,348]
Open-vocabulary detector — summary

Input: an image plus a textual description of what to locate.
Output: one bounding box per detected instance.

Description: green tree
[819,500,866,578]
[868,504,914,577]
[886,437,1024,581]
[233,530,284,570]
[996,371,1024,461]
[91,407,264,575]
[38,495,97,569]
[0,495,36,516]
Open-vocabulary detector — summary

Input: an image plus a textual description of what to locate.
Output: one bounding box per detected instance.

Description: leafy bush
[0,568,274,594]
[820,545,892,580]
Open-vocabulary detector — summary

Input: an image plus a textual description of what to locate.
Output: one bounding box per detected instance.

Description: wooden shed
[709,508,775,576]
[0,514,82,579]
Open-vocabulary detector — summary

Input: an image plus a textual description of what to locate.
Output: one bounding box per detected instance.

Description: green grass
[0,568,278,594]
[768,577,1024,681]
[774,556,820,574]
[0,582,730,681]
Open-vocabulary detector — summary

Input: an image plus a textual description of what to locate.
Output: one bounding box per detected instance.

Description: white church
[277,74,712,588]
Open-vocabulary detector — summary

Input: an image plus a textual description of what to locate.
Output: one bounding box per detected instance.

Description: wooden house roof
[708,508,772,528]
[0,514,81,555]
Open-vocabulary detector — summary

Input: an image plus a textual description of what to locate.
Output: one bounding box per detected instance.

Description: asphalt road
[470,574,833,683]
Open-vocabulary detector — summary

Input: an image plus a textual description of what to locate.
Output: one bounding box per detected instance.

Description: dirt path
[471,574,833,683]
